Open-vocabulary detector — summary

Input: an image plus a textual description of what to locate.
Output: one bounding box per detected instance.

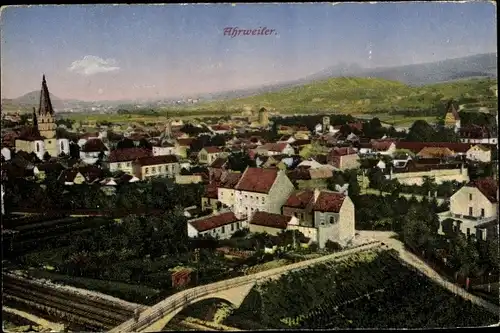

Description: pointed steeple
[38,74,54,116]
[32,107,38,127]
[446,99,459,121]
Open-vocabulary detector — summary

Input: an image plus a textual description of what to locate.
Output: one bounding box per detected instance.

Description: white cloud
[68,55,120,76]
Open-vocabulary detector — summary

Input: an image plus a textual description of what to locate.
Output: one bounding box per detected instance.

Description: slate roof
[219,172,242,189]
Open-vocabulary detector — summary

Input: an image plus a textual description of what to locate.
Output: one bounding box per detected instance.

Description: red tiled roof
[371,140,394,151]
[396,142,473,154]
[284,190,314,209]
[81,139,108,152]
[329,147,357,156]
[258,143,289,152]
[189,211,242,232]
[109,148,152,163]
[17,126,44,141]
[204,184,219,199]
[219,172,242,189]
[80,132,99,139]
[249,211,291,230]
[235,167,278,194]
[312,191,346,213]
[211,125,231,131]
[133,155,179,166]
[468,178,498,203]
[177,138,195,146]
[210,157,228,169]
[203,146,223,154]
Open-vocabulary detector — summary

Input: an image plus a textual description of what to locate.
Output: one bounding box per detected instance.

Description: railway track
[2,274,142,331]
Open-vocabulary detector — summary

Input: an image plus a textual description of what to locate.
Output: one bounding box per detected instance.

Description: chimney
[313,188,321,203]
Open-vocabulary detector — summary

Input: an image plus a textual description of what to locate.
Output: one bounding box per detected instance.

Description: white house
[282,189,356,248]
[248,211,299,236]
[233,167,295,223]
[371,140,397,156]
[187,210,245,239]
[217,172,243,211]
[438,178,498,241]
[1,147,12,161]
[254,143,295,157]
[152,141,176,156]
[297,159,324,170]
[108,148,152,174]
[466,145,492,163]
[79,139,109,165]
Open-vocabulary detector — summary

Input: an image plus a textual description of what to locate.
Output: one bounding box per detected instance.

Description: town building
[198,147,227,165]
[152,141,176,156]
[248,211,298,236]
[233,167,295,222]
[282,189,356,248]
[217,172,242,211]
[254,143,295,157]
[79,138,109,165]
[327,147,360,170]
[108,148,152,174]
[15,76,70,160]
[465,144,492,163]
[132,155,180,180]
[187,210,245,239]
[438,178,498,241]
[443,100,461,133]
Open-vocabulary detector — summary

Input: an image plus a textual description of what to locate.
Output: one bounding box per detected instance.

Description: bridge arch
[139,282,256,332]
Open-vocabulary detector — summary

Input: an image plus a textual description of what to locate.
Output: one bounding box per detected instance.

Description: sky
[1,2,497,101]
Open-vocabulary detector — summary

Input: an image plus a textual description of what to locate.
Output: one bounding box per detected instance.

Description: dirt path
[3,306,65,332]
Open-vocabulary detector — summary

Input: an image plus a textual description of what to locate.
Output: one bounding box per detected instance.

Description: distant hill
[191,76,497,114]
[306,53,497,86]
[198,53,497,102]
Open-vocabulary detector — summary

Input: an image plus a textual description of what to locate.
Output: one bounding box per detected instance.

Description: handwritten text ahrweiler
[224,27,277,38]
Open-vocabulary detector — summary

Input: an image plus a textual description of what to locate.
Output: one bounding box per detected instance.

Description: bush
[231,228,250,239]
[309,242,319,252]
[325,240,343,252]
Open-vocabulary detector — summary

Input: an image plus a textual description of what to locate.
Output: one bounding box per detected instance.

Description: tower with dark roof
[37,75,57,140]
[444,100,461,133]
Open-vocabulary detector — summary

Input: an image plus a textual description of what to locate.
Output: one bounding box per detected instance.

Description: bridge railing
[110,240,382,333]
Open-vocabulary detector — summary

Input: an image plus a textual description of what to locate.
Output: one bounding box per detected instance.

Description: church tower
[37,75,58,157]
[37,75,57,139]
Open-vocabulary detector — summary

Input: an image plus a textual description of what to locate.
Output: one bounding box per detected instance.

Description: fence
[110,240,382,333]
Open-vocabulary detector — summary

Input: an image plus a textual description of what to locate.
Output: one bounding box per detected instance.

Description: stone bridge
[109,241,383,333]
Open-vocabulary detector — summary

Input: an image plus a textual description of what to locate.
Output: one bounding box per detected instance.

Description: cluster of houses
[1,76,498,245]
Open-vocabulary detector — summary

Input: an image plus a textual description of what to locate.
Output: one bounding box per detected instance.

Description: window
[231,223,234,231]
[477,229,484,240]
[467,228,470,237]
[60,141,64,151]
[127,162,131,167]
[481,209,485,217]
[152,166,156,173]
[469,207,473,216]
[262,197,265,204]
[250,196,253,199]
[294,212,298,217]
[222,226,225,233]
[36,142,40,152]
[145,167,149,174]
[329,216,335,224]
[245,195,248,198]
[231,192,234,196]
[469,194,473,201]
[117,163,122,168]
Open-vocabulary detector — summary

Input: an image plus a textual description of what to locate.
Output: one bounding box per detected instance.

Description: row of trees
[2,175,205,215]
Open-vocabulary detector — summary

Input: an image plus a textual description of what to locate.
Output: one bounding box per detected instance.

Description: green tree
[405,120,435,142]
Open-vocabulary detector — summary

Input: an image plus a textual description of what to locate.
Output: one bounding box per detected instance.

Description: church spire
[38,74,54,116]
[32,107,38,127]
